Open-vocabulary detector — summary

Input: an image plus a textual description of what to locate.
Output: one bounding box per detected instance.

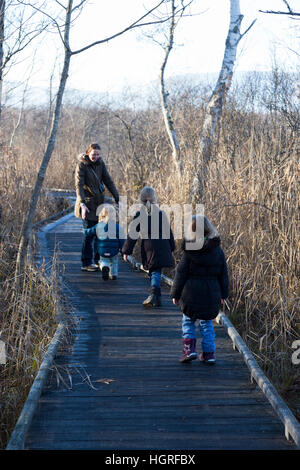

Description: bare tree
[159,0,185,179]
[259,1,300,17]
[192,0,256,199]
[9,49,38,148]
[0,0,49,122]
[143,0,194,179]
[15,0,176,276]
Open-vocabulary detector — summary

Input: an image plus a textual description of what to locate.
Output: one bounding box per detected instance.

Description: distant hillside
[2,70,275,109]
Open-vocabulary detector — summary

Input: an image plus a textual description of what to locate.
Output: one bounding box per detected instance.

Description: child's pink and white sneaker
[180,339,197,363]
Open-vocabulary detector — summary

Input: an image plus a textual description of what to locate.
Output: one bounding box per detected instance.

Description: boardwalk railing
[6,323,66,450]
[127,255,300,449]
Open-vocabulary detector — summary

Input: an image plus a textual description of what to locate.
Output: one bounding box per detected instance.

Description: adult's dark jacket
[75,153,119,221]
[122,205,175,272]
[171,237,229,320]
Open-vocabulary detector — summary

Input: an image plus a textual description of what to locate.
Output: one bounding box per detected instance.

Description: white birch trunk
[159,0,183,178]
[193,0,254,199]
[201,0,242,157]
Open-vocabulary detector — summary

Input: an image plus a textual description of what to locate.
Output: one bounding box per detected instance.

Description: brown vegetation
[0,68,299,448]
[0,144,72,447]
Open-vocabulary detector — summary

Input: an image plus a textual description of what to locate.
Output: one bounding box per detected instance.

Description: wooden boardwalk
[24,215,296,450]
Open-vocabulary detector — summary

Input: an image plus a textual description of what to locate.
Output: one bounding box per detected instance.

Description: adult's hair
[139,186,157,212]
[86,143,101,154]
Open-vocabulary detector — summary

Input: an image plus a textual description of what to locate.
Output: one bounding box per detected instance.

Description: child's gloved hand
[172,298,178,305]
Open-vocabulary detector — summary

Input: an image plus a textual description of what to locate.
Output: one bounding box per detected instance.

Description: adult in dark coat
[122,186,175,308]
[171,215,229,364]
[74,143,119,271]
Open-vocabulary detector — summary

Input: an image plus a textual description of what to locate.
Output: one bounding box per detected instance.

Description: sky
[5,0,300,98]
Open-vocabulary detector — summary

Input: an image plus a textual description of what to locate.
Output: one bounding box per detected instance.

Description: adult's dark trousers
[81,219,99,267]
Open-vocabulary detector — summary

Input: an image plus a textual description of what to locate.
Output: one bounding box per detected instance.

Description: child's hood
[182,236,221,263]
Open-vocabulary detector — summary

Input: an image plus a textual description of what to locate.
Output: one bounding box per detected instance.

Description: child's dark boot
[101,266,109,281]
[153,287,161,308]
[180,338,197,363]
[142,287,155,308]
[142,286,160,308]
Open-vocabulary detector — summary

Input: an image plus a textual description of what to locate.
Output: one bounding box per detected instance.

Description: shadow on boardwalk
[25,216,296,450]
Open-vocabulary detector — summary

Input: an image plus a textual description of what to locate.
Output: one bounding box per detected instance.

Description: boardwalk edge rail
[6,323,66,450]
[127,255,300,449]
[6,212,74,451]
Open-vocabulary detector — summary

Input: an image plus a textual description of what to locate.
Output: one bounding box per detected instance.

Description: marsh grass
[0,150,73,448]
[116,99,299,420]
[182,130,299,417]
[0,69,299,446]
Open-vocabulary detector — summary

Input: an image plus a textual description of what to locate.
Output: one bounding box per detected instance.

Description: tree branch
[55,0,66,10]
[259,10,300,17]
[240,18,257,39]
[71,0,87,13]
[15,0,69,49]
[71,0,171,55]
[283,0,293,14]
[259,1,300,18]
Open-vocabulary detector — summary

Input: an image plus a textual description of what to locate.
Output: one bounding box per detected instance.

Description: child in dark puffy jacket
[84,204,125,280]
[171,215,229,364]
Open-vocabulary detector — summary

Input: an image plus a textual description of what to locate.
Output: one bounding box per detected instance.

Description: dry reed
[0,70,299,447]
[0,148,72,448]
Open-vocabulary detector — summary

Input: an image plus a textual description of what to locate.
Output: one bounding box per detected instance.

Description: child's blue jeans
[99,255,119,277]
[182,314,215,352]
[150,269,161,289]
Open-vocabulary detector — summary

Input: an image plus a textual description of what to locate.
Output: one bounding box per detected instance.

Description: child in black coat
[122,186,175,308]
[171,215,229,364]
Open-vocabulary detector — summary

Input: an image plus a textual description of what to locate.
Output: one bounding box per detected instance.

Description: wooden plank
[27,422,288,438]
[24,440,290,451]
[28,408,284,422]
[25,434,293,451]
[37,394,269,406]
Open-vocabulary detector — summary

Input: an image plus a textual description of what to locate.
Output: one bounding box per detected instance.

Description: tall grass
[0,70,299,447]
[0,262,61,447]
[108,75,300,418]
[202,134,299,412]
[0,148,71,448]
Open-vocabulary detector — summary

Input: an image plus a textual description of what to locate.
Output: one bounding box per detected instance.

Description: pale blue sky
[7,0,300,95]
